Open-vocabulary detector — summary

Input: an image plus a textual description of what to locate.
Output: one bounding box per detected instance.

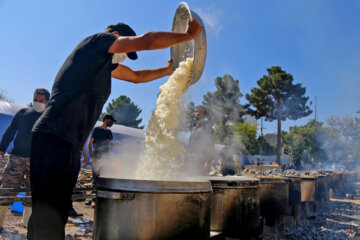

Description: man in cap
[0,88,49,229]
[187,105,215,175]
[29,20,202,239]
[88,114,119,186]
[219,135,239,176]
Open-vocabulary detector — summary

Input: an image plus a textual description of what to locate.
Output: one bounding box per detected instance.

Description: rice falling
[136,58,193,179]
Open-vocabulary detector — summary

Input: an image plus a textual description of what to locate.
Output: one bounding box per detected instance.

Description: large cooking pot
[94,177,212,240]
[208,176,262,239]
[170,2,207,85]
[284,176,301,228]
[315,175,328,207]
[300,176,316,202]
[259,177,290,227]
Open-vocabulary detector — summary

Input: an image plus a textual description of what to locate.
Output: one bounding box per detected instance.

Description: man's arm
[111,59,173,83]
[108,19,201,54]
[219,154,224,174]
[87,137,94,165]
[81,146,88,167]
[0,111,21,158]
[110,141,120,148]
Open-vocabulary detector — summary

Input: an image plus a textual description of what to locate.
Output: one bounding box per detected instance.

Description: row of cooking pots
[92,171,357,240]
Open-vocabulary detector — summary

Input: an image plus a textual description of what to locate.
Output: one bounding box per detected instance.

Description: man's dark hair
[105,22,138,60]
[105,22,136,37]
[34,88,50,101]
[195,105,208,115]
[103,114,116,122]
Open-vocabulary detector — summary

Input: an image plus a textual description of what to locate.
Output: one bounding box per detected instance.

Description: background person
[28,19,202,240]
[219,135,240,176]
[87,114,119,186]
[0,88,49,228]
[187,105,215,175]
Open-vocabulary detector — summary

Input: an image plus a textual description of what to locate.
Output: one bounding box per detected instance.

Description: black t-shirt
[32,32,118,150]
[91,127,113,157]
[0,108,41,157]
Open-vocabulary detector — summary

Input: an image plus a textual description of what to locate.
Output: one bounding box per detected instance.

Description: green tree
[323,116,358,162]
[233,121,259,155]
[246,66,312,164]
[258,135,276,155]
[284,120,326,167]
[213,122,235,144]
[284,131,305,167]
[179,101,196,131]
[103,95,144,129]
[0,89,11,102]
[202,75,246,143]
[353,112,360,164]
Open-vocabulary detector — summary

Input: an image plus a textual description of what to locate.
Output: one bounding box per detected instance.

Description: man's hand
[186,19,202,40]
[111,140,121,148]
[81,157,88,167]
[166,59,174,75]
[0,151,4,159]
[90,157,94,165]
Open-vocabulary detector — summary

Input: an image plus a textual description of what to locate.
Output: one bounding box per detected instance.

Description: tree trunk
[221,118,227,143]
[276,100,281,164]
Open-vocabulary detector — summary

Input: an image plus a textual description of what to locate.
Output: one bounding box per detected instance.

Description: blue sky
[0,0,359,134]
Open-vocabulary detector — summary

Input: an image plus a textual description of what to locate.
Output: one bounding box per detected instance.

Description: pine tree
[202,75,246,143]
[104,95,144,129]
[246,66,312,163]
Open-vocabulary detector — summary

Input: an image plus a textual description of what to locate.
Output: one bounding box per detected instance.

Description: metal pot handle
[97,190,135,200]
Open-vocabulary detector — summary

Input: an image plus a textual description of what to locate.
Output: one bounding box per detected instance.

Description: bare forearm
[133,67,171,83]
[87,144,93,157]
[112,64,172,83]
[140,31,192,50]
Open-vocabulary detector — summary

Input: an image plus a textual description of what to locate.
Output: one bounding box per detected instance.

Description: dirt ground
[0,156,358,240]
[1,189,359,240]
[0,201,94,240]
[0,158,94,240]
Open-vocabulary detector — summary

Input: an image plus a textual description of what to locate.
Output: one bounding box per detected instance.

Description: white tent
[0,101,24,116]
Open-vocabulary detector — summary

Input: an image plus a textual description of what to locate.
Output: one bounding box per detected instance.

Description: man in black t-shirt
[0,88,49,229]
[87,114,119,185]
[187,106,215,175]
[219,136,240,176]
[29,20,202,240]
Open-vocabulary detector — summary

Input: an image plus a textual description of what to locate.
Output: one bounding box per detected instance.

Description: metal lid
[96,177,212,193]
[259,176,292,184]
[207,176,261,188]
[300,176,316,180]
[284,176,301,182]
[170,2,207,85]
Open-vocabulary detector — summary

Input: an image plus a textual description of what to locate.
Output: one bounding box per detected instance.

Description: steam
[94,139,144,179]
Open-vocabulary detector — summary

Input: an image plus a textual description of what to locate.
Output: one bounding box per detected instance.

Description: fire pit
[93,177,212,240]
